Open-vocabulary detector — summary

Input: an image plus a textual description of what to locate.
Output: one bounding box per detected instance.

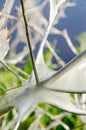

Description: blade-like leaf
[44,50,86,93]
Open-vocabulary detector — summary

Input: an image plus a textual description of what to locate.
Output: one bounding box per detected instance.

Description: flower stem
[20,0,39,84]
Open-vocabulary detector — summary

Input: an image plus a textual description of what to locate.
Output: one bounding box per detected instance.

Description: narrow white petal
[29,0,66,83]
[37,87,86,115]
[44,51,86,92]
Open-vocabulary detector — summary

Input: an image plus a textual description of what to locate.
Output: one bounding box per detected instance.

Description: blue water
[55,0,86,62]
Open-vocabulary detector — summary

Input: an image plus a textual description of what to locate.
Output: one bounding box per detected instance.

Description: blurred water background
[0,0,86,63]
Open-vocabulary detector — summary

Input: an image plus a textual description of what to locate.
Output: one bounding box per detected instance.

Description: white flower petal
[44,50,86,93]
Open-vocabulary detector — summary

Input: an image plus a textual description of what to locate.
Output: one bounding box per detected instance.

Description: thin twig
[20,0,39,84]
[72,123,86,130]
[0,60,26,83]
